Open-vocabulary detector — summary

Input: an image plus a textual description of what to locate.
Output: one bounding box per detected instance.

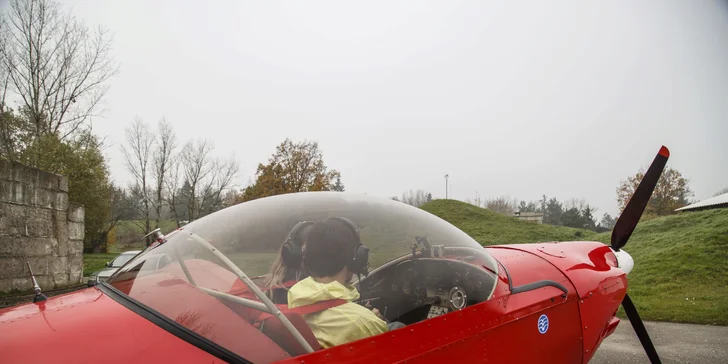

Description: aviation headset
[280,221,315,268]
[328,216,370,277]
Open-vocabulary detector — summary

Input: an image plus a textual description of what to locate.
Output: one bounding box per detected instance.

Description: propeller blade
[622,294,662,364]
[611,146,669,251]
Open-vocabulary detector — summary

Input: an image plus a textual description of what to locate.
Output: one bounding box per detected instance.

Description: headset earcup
[281,242,302,268]
[351,244,369,275]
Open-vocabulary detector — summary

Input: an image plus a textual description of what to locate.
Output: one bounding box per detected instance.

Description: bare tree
[400,189,430,207]
[563,197,588,212]
[485,196,518,215]
[198,154,239,216]
[180,139,215,221]
[121,117,155,243]
[151,118,176,230]
[0,0,118,141]
[164,159,184,227]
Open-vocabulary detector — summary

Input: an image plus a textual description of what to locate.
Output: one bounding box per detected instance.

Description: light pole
[444,174,449,199]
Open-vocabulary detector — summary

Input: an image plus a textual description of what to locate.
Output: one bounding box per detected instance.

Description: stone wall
[0,159,85,293]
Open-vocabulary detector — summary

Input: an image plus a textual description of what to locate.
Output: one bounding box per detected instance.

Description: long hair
[262,225,310,300]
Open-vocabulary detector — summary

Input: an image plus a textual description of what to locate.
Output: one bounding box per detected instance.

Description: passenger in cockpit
[287,217,390,349]
[263,221,313,304]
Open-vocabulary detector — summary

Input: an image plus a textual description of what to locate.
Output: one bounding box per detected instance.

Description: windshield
[110,254,135,267]
[107,192,498,362]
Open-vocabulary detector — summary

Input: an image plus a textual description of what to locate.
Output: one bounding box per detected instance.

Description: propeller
[610,145,669,364]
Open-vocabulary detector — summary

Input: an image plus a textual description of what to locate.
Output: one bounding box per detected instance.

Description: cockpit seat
[259,311,321,356]
[256,299,347,356]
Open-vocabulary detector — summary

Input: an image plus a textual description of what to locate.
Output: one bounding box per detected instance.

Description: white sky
[41,1,728,215]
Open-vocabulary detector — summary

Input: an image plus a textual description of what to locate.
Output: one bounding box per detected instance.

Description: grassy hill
[420,199,597,245]
[591,209,728,325]
[421,199,728,325]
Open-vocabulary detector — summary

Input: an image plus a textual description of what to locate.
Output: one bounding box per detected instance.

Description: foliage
[239,138,341,202]
[617,166,693,217]
[592,208,728,325]
[12,131,114,252]
[598,212,616,232]
[518,200,538,212]
[484,196,517,215]
[543,197,563,225]
[421,199,596,246]
[82,253,117,277]
[105,226,117,252]
[331,176,345,192]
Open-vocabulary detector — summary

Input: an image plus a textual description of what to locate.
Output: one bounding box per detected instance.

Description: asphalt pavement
[590,320,728,364]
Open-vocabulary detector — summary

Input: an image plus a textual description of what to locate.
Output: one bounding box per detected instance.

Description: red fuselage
[0,241,626,364]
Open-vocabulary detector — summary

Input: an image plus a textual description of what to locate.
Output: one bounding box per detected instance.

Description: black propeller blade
[611,146,669,251]
[611,146,669,364]
[622,294,662,364]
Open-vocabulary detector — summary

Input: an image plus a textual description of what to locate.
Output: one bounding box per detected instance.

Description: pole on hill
[445,174,449,199]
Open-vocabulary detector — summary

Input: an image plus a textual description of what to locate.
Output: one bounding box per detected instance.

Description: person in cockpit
[287,217,402,349]
[262,221,313,304]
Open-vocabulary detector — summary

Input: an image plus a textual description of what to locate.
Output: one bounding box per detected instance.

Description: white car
[87,250,175,286]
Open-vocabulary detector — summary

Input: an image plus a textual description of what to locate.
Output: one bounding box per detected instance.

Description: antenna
[27,262,47,303]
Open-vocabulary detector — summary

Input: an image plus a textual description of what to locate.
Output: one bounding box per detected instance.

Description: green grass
[591,209,728,325]
[422,199,728,325]
[83,253,118,277]
[420,199,598,245]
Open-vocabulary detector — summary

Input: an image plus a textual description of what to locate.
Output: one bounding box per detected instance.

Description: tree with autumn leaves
[617,166,693,218]
[237,139,344,202]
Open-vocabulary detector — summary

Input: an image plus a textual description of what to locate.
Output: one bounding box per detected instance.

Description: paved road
[591,321,728,363]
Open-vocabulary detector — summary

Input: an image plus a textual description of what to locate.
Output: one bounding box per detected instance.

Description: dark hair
[303,218,358,277]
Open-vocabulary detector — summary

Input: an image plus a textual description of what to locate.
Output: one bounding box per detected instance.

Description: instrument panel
[358,255,497,324]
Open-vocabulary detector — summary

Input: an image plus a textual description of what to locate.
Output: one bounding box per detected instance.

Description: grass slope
[420,199,597,245]
[591,209,728,325]
[422,199,728,325]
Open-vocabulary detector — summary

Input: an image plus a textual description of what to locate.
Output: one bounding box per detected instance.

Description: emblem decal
[538,314,549,334]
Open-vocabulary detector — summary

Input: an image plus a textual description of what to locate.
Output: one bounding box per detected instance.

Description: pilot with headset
[286,217,404,349]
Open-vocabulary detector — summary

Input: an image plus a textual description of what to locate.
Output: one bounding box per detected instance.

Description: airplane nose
[612,249,634,275]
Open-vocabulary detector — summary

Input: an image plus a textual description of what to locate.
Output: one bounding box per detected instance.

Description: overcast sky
[53,0,728,216]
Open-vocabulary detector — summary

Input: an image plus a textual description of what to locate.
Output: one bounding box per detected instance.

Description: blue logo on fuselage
[538,314,549,334]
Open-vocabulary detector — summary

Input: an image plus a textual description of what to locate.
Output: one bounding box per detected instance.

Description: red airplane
[0,147,670,364]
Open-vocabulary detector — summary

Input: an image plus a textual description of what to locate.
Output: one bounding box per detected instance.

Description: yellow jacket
[287,277,387,349]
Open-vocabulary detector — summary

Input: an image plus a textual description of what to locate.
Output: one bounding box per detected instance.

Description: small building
[513,211,544,224]
[675,192,728,212]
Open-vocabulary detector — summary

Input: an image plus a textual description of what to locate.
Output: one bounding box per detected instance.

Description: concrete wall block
[37,189,55,209]
[57,236,69,256]
[69,267,82,284]
[68,254,83,277]
[0,235,16,255]
[37,172,57,190]
[11,277,31,291]
[0,278,11,292]
[67,204,84,223]
[34,275,54,290]
[11,181,24,204]
[27,208,54,237]
[68,221,84,241]
[14,165,38,185]
[0,159,11,180]
[68,239,83,255]
[58,176,69,192]
[0,257,26,276]
[53,272,69,287]
[27,257,51,275]
[0,180,11,203]
[51,256,69,274]
[54,193,68,211]
[20,238,55,256]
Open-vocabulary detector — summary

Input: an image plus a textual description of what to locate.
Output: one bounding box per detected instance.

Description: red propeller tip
[658,146,670,158]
